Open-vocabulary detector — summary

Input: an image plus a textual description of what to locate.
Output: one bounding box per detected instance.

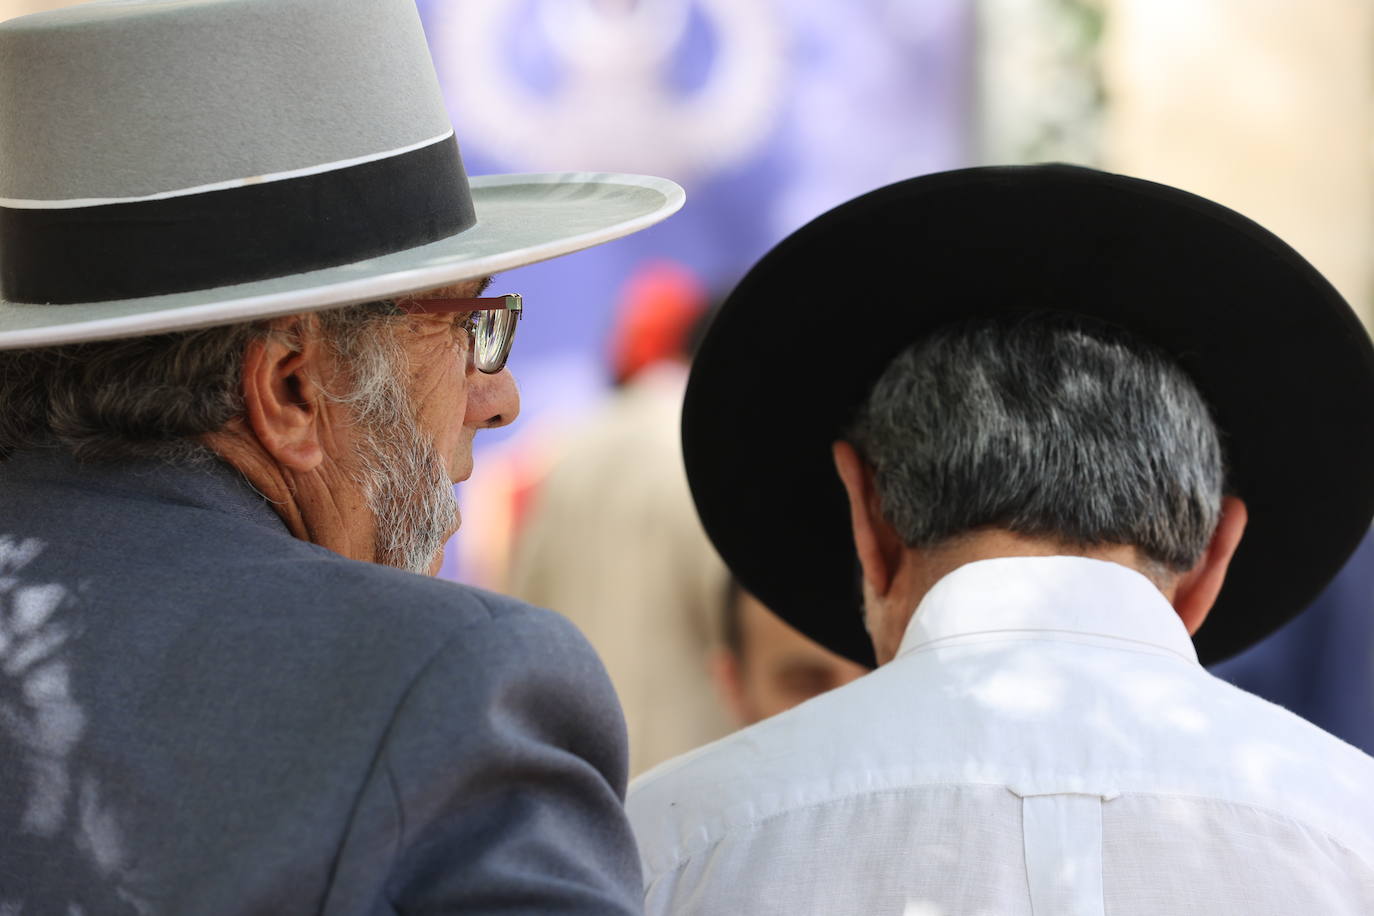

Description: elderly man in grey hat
[0,0,681,913]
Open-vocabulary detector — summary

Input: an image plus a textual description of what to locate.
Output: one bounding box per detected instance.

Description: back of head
[681,164,1374,667]
[846,314,1226,574]
[0,304,400,464]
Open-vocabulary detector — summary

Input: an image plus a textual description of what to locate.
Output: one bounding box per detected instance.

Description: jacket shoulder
[323,565,641,913]
[241,546,581,643]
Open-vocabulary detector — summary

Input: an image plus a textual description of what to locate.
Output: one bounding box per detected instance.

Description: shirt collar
[895,555,1200,665]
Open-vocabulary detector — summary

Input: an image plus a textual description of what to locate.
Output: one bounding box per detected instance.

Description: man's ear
[239,317,328,473]
[832,441,904,599]
[1172,495,1248,634]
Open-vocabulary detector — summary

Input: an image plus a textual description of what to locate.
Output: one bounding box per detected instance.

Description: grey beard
[354,413,460,575]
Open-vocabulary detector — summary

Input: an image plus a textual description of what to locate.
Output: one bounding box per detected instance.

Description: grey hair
[0,301,402,464]
[0,301,459,574]
[845,315,1226,573]
[321,307,462,573]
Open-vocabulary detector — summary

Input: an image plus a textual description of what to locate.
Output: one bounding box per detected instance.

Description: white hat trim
[0,130,456,211]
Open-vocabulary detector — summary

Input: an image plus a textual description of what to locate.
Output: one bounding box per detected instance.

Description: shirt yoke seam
[1109,787,1374,871]
[644,781,1374,881]
[645,781,1011,878]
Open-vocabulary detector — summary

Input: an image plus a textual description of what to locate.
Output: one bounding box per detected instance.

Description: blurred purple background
[420,0,975,463]
[415,0,1374,756]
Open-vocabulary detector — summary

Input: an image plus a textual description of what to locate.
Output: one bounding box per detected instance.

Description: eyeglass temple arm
[395,294,522,315]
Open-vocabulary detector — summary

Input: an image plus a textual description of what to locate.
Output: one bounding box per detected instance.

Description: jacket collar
[896,555,1199,665]
[2,446,287,535]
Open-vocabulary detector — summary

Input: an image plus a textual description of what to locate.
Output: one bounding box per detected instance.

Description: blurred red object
[608,259,708,385]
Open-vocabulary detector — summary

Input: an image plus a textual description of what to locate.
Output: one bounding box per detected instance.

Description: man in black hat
[0,0,681,912]
[627,165,1374,913]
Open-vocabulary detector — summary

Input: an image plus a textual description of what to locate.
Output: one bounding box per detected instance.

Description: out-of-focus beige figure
[507,261,733,775]
[0,0,82,16]
[711,586,868,726]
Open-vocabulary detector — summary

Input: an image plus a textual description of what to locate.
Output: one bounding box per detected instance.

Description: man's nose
[470,367,521,430]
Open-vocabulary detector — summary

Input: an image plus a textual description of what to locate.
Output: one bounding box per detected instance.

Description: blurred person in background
[507,260,736,776]
[711,582,868,726]
[1212,529,1374,754]
[628,165,1374,914]
[424,0,1374,763]
[0,0,682,912]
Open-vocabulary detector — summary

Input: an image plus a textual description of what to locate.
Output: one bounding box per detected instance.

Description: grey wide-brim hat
[0,0,684,349]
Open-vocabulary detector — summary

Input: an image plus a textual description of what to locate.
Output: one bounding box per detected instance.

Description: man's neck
[203,421,379,565]
[872,530,1177,664]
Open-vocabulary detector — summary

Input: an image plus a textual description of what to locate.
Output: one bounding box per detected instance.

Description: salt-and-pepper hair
[327,307,461,574]
[845,315,1225,573]
[0,302,400,464]
[0,303,458,574]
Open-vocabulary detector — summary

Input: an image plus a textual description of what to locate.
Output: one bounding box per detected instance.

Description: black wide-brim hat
[684,164,1374,667]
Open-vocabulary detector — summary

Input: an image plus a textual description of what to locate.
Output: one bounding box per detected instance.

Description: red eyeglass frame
[393,294,521,316]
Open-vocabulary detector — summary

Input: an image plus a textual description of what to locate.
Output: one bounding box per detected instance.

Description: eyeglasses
[395,294,523,374]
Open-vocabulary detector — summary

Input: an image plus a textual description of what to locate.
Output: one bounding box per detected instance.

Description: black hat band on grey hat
[0,0,684,348]
[2,135,474,304]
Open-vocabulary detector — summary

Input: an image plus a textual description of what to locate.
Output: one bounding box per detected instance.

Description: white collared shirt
[628,556,1374,915]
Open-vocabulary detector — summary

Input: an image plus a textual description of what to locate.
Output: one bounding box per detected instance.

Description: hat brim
[683,164,1374,668]
[0,172,683,348]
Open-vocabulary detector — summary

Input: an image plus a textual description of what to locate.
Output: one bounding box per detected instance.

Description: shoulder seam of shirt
[642,781,1013,878]
[642,781,1374,880]
[1110,788,1374,871]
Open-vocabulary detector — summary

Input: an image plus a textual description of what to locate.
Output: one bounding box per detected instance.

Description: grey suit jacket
[0,449,642,914]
